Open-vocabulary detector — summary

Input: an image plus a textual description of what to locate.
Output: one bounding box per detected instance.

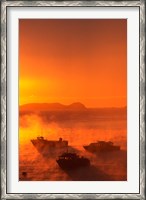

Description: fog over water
[19,108,127,181]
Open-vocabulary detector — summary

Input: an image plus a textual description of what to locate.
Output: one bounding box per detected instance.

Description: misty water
[19,108,127,181]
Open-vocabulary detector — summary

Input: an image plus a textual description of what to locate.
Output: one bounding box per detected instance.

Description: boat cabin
[37,136,44,140]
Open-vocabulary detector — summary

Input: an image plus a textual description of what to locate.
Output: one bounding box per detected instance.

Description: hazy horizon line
[19,102,127,109]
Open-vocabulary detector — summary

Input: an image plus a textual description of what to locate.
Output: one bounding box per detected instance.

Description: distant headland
[19,102,127,113]
[20,102,87,112]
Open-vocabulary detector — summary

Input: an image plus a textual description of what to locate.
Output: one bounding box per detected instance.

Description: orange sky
[19,19,127,108]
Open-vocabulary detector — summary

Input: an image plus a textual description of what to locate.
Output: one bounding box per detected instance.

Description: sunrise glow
[19,19,127,108]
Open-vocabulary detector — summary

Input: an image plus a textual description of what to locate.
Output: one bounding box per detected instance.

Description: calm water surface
[19,108,127,181]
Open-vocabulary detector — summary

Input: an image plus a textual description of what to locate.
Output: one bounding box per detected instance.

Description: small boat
[56,152,90,170]
[83,141,120,153]
[31,137,68,156]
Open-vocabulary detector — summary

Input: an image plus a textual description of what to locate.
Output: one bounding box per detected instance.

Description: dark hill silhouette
[66,102,87,110]
[20,102,87,112]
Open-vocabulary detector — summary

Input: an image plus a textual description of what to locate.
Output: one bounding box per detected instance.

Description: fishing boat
[56,152,90,170]
[83,141,120,153]
[31,137,68,156]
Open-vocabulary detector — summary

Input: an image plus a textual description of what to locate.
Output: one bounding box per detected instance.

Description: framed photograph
[1,0,145,199]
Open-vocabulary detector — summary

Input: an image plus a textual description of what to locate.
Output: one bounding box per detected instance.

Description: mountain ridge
[20,102,87,111]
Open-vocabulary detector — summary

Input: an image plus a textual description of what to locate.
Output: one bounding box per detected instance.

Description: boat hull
[56,158,90,170]
[31,139,68,156]
[83,145,120,153]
